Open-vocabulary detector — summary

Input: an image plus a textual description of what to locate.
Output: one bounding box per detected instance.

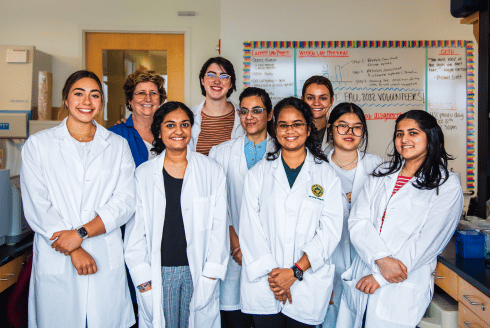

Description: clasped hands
[268,268,296,305]
[50,229,97,276]
[356,256,407,295]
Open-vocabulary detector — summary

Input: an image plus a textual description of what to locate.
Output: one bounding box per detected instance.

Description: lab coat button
[288,213,293,218]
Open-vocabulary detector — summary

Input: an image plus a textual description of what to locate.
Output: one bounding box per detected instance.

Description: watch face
[293,266,303,280]
[77,227,88,239]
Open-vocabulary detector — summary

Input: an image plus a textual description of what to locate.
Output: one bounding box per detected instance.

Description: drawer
[459,302,490,328]
[0,253,29,293]
[434,261,458,300]
[459,278,490,324]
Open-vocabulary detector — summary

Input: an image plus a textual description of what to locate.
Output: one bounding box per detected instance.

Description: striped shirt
[195,110,235,156]
[379,175,411,233]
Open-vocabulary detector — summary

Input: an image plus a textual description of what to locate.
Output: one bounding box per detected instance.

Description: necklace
[332,154,358,169]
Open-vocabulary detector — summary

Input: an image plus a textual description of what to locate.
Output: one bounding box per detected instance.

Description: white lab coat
[324,150,383,327]
[124,147,229,328]
[20,118,136,328]
[239,150,343,326]
[208,134,274,311]
[320,129,332,154]
[189,100,245,151]
[336,168,464,328]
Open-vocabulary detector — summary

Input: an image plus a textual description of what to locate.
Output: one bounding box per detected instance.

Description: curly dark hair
[267,97,328,163]
[150,101,194,155]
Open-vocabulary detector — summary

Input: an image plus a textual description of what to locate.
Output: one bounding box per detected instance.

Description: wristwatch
[76,226,89,240]
[291,265,303,281]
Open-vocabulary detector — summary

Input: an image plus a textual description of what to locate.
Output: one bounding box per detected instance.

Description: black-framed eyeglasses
[204,72,231,82]
[333,124,363,137]
[277,122,308,132]
[237,107,264,119]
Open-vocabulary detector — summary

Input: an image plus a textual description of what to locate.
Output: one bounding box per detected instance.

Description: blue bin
[456,230,484,258]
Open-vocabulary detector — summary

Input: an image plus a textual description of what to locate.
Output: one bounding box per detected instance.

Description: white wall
[0,0,221,107]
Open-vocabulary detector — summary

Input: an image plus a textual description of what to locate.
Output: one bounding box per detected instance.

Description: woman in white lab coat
[208,87,274,328]
[323,103,383,327]
[301,75,335,153]
[20,70,136,328]
[336,110,464,328]
[239,97,343,327]
[124,101,229,328]
[190,57,245,155]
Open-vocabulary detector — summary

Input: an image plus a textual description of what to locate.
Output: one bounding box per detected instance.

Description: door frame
[77,25,191,106]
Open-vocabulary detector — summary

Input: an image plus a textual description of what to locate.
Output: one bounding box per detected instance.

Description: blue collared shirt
[244,136,267,169]
[109,114,148,167]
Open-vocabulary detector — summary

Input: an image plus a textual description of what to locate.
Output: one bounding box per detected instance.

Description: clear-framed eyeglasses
[333,123,363,137]
[237,107,264,119]
[133,91,160,101]
[204,72,231,83]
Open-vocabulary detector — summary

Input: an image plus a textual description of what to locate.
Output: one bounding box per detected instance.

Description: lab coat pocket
[397,199,430,235]
[194,276,218,311]
[375,281,421,326]
[138,290,153,323]
[339,268,359,313]
[105,232,125,270]
[193,196,215,231]
[297,199,322,236]
[36,236,66,275]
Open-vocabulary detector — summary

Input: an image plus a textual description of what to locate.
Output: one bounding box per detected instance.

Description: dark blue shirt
[109,115,148,167]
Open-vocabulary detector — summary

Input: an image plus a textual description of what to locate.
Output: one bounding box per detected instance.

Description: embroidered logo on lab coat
[311,184,324,197]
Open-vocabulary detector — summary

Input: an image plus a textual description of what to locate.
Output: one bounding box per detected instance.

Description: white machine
[0,169,31,246]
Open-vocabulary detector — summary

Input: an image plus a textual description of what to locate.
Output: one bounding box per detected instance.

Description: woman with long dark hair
[336,110,463,328]
[239,97,343,327]
[323,103,383,327]
[124,101,228,328]
[21,70,136,327]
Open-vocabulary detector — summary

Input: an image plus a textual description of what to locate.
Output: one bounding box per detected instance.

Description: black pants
[221,310,255,328]
[252,312,317,328]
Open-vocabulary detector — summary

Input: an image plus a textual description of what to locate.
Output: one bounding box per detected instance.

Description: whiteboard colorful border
[243,40,474,191]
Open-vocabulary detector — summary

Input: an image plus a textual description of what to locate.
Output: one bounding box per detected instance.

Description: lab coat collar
[151,145,193,194]
[235,133,273,178]
[272,148,316,193]
[54,117,110,164]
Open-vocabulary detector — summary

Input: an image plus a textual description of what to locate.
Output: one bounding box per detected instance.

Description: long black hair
[374,110,453,189]
[327,102,369,156]
[267,97,328,163]
[150,101,194,155]
[239,87,274,137]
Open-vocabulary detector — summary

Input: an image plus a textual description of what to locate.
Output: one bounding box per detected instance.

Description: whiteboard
[244,41,474,191]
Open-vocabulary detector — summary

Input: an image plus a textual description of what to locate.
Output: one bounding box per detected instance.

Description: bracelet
[294,263,304,272]
[137,281,151,291]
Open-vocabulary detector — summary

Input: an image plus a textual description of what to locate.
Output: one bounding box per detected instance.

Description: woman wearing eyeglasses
[190,57,245,156]
[322,103,383,327]
[110,69,167,167]
[208,87,274,328]
[239,97,343,328]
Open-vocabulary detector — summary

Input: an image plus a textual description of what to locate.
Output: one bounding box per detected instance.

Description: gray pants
[161,266,193,328]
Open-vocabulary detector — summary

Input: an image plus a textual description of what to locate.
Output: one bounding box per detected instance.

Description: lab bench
[0,233,33,294]
[436,235,490,327]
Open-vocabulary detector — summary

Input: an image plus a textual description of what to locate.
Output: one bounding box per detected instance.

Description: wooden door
[85,32,185,125]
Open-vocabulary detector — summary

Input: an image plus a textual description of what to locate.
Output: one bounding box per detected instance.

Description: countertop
[438,234,490,298]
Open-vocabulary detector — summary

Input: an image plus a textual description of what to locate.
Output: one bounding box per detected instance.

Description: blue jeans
[161,266,193,328]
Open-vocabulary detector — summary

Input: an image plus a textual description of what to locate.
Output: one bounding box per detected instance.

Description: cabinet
[435,262,490,327]
[0,252,29,293]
